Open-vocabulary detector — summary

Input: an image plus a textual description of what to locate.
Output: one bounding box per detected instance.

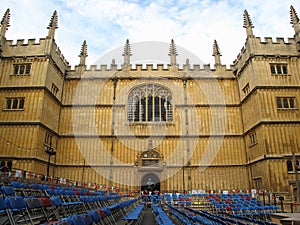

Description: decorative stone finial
[79,40,88,66]
[243,10,254,37]
[290,5,300,35]
[122,39,132,65]
[47,10,58,39]
[212,40,222,65]
[0,8,10,38]
[168,39,178,65]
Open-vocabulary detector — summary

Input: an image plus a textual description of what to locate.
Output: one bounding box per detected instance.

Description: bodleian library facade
[0,6,300,197]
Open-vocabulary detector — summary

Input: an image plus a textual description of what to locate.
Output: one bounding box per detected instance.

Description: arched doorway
[141,173,160,194]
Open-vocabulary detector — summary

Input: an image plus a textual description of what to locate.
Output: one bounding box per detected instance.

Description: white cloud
[0,0,300,67]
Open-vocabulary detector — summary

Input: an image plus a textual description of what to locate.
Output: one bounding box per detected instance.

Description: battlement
[2,37,69,71]
[6,37,46,47]
[233,36,298,72]
[66,62,234,79]
[70,62,233,72]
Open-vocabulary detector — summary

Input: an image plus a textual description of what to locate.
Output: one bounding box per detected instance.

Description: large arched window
[128,84,173,122]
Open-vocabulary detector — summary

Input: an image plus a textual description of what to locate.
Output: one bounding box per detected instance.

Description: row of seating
[152,203,175,225]
[0,194,139,225]
[164,194,192,207]
[206,194,280,221]
[122,204,144,224]
[0,178,139,225]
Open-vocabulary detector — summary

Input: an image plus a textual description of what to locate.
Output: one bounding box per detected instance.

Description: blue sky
[1,0,300,67]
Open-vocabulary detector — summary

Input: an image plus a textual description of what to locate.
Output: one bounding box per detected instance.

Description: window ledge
[127,122,174,126]
[288,171,297,174]
[2,109,24,111]
[271,74,291,76]
[248,142,257,148]
[277,108,298,110]
[10,74,31,76]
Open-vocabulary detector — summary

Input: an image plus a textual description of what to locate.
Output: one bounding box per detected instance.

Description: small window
[242,83,250,96]
[249,132,257,146]
[12,99,18,109]
[25,65,31,74]
[277,97,297,109]
[270,64,288,75]
[19,99,25,109]
[6,99,11,109]
[13,64,31,75]
[19,65,25,74]
[287,160,293,172]
[51,83,59,96]
[277,98,282,108]
[289,99,295,108]
[283,98,289,108]
[4,98,25,110]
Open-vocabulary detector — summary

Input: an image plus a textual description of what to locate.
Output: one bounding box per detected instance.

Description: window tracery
[127,84,173,123]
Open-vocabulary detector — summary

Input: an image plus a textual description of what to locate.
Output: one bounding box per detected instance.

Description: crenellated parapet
[233,36,298,76]
[65,62,234,80]
[1,37,69,72]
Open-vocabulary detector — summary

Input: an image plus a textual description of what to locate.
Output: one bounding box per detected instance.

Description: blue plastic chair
[6,196,34,224]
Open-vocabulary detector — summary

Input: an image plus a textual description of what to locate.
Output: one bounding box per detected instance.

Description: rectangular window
[51,83,59,96]
[13,64,31,75]
[242,83,250,96]
[4,98,25,110]
[249,132,257,146]
[270,64,288,75]
[276,97,297,109]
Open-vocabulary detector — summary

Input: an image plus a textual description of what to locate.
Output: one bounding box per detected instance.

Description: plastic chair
[26,197,49,223]
[1,186,15,196]
[0,197,14,224]
[6,196,34,224]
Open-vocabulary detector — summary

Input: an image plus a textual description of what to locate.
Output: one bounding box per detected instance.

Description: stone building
[0,6,299,196]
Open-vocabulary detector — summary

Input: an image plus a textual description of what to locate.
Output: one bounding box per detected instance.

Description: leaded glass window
[127,84,173,123]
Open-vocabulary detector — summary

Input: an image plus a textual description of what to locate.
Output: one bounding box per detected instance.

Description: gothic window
[127,84,173,123]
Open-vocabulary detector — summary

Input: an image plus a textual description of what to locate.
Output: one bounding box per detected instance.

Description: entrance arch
[141,173,160,194]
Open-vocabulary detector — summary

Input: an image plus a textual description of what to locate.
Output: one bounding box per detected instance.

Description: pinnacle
[79,40,88,57]
[212,40,221,56]
[243,10,254,28]
[122,39,132,56]
[169,39,178,56]
[290,5,299,25]
[47,10,58,29]
[1,8,10,27]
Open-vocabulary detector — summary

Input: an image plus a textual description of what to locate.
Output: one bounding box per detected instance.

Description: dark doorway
[141,173,160,194]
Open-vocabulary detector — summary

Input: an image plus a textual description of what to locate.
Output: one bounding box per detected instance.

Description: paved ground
[141,206,156,225]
